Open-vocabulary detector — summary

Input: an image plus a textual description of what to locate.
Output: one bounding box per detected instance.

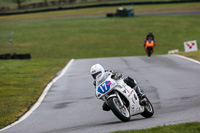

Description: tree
[44,0,48,7]
[6,0,27,9]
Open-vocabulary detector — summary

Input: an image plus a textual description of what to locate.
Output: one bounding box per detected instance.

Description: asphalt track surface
[1,55,200,133]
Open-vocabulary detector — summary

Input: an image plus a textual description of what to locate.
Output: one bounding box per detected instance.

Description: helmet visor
[92,72,101,79]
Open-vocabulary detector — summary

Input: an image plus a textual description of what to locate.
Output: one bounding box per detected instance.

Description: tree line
[3,0,81,10]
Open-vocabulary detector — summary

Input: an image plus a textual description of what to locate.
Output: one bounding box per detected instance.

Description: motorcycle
[95,74,154,122]
[145,39,155,57]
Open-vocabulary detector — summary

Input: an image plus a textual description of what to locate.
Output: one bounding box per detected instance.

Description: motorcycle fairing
[96,78,117,99]
[114,80,144,115]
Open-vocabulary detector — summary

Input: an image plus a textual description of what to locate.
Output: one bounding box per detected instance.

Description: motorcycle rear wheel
[141,97,154,118]
[108,97,131,122]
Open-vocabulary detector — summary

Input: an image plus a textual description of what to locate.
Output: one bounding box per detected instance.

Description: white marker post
[184,40,198,52]
[168,49,179,54]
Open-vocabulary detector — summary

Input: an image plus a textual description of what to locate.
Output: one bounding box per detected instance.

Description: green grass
[0,2,199,23]
[0,2,200,129]
[179,51,200,61]
[112,122,200,133]
[1,15,199,58]
[0,0,187,11]
[0,59,68,128]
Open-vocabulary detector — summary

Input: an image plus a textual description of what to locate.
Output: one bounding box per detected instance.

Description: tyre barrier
[0,53,31,59]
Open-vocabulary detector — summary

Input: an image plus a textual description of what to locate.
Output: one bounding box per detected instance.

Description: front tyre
[108,97,130,122]
[141,97,154,118]
[148,52,151,57]
[147,47,153,57]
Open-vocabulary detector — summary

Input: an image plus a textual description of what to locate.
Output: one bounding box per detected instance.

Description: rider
[90,63,147,111]
[144,32,156,47]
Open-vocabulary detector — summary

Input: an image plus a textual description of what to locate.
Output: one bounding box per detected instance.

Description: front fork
[115,91,124,107]
[104,91,124,107]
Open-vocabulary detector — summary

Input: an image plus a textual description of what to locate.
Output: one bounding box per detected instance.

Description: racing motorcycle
[96,75,154,122]
[145,39,155,57]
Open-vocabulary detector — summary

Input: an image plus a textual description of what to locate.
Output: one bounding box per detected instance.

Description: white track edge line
[0,59,74,132]
[172,54,200,65]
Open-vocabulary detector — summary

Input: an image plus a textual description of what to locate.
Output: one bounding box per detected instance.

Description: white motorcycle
[96,75,154,122]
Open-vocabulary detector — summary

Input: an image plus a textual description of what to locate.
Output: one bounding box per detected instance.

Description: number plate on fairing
[96,79,117,98]
[97,81,112,94]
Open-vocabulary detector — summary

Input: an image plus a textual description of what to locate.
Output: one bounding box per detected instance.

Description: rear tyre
[141,97,154,118]
[108,97,130,122]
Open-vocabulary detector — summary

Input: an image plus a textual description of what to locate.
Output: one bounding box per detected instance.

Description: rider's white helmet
[90,64,105,80]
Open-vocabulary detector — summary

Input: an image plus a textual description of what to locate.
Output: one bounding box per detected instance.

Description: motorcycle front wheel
[108,96,131,122]
[147,47,153,57]
[148,52,151,57]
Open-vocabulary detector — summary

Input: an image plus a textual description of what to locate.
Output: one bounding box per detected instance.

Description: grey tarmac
[1,55,200,133]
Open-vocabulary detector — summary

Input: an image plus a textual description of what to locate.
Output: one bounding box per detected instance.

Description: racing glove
[93,80,96,87]
[111,72,122,80]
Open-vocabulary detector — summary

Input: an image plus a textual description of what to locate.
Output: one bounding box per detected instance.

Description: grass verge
[0,59,67,129]
[0,0,192,12]
[1,15,200,58]
[0,2,199,24]
[178,51,200,61]
[112,122,200,133]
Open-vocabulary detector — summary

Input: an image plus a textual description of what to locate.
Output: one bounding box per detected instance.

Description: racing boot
[134,86,147,106]
[102,102,110,111]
